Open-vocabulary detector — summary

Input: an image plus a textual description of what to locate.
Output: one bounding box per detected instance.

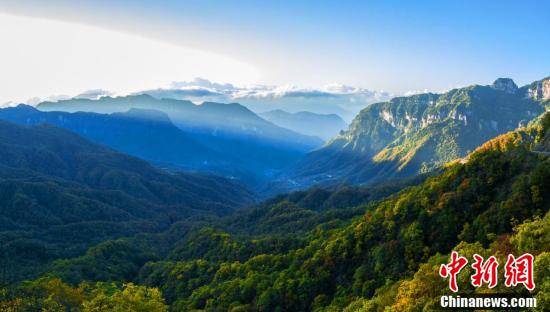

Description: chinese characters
[504,254,535,291]
[439,251,468,292]
[439,252,535,292]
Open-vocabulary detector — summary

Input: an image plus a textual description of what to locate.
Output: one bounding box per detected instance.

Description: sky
[0,0,549,104]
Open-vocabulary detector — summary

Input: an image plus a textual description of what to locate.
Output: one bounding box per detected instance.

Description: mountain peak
[491,78,518,94]
[118,108,172,123]
[15,104,39,112]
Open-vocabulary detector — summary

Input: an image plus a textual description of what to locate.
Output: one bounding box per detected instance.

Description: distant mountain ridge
[9,97,324,187]
[36,94,322,149]
[282,77,549,189]
[132,78,392,121]
[260,109,347,140]
[0,105,224,170]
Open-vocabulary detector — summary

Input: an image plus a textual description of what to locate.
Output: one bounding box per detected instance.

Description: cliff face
[522,77,550,102]
[337,81,541,157]
[286,77,548,189]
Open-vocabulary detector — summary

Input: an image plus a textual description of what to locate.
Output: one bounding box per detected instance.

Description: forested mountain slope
[0,104,320,186]
[4,113,547,311]
[0,105,224,170]
[135,113,548,311]
[285,77,549,190]
[0,120,253,283]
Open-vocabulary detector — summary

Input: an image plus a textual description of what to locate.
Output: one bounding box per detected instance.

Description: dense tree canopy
[0,114,548,311]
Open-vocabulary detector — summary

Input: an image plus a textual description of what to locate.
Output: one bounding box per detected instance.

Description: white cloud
[74,89,115,100]
[0,13,260,104]
[404,89,430,96]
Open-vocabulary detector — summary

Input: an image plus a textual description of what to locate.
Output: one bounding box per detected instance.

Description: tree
[83,283,168,312]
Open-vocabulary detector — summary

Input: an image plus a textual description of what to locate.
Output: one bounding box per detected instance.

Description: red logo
[439,251,468,292]
[440,252,535,292]
[504,253,535,291]
[471,254,499,289]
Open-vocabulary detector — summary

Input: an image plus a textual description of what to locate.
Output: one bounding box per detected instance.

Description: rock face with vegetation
[286,78,548,189]
[491,77,519,93]
[521,76,550,103]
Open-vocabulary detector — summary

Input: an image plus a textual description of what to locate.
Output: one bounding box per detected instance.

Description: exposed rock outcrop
[491,78,518,94]
[526,77,550,101]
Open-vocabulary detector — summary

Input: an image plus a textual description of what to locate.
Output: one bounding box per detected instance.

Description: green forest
[1,112,548,310]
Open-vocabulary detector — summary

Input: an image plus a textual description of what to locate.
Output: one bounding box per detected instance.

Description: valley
[0,77,548,311]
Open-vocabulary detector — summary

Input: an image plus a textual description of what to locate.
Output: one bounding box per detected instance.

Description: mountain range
[5,110,547,310]
[134,78,391,121]
[2,97,324,187]
[36,94,321,147]
[280,77,549,190]
[260,109,347,141]
[0,75,548,310]
[0,105,223,169]
[27,78,391,122]
[10,77,550,194]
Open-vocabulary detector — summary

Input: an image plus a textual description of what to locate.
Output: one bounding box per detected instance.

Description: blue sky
[0,0,549,100]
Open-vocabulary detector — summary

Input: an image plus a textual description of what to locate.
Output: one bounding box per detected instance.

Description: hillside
[0,105,224,169]
[4,113,548,311]
[260,110,347,141]
[136,112,550,310]
[0,105,318,186]
[285,77,549,189]
[0,120,253,282]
